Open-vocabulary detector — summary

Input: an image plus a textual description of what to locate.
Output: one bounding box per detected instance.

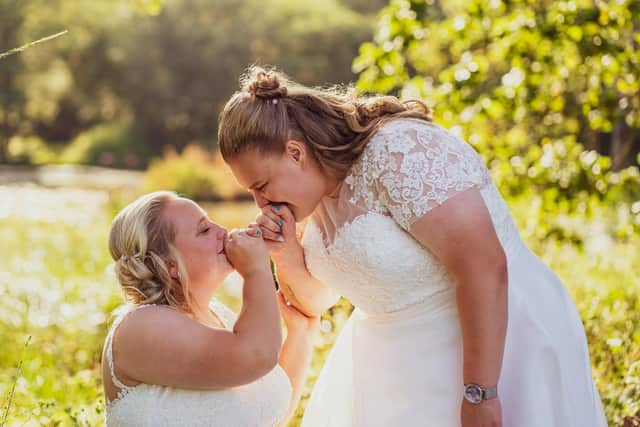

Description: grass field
[0,184,638,426]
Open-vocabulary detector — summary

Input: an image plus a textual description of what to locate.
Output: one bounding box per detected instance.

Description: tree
[1,0,374,166]
[354,0,640,172]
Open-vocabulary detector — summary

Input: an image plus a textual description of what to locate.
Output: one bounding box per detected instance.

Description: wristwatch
[463,383,498,404]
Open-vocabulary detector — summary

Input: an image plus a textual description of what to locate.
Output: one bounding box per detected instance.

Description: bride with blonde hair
[102,190,318,426]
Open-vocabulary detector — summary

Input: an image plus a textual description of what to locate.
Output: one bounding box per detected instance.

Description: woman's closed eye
[198,219,215,235]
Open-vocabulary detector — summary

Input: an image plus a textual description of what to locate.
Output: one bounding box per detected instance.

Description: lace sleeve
[347,120,491,231]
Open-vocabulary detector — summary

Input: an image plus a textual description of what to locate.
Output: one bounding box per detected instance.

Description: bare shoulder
[114,305,194,351]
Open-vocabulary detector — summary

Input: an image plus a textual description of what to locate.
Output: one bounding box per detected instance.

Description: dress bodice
[301,119,522,317]
[104,300,292,427]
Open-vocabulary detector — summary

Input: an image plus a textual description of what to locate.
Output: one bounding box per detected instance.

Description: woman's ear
[284,139,305,165]
[165,258,179,280]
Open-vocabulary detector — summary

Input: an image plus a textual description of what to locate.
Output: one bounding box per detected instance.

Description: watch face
[464,384,483,404]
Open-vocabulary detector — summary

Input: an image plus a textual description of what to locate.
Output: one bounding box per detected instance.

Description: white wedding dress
[104,300,292,427]
[300,119,608,427]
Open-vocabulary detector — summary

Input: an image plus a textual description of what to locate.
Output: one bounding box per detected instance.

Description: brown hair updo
[218,65,432,180]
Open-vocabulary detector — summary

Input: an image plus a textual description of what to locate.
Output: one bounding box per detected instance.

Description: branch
[0,30,68,61]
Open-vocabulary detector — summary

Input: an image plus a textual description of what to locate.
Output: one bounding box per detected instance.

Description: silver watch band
[482,386,498,400]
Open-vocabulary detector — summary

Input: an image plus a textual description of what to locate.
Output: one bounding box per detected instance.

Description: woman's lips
[217,238,226,254]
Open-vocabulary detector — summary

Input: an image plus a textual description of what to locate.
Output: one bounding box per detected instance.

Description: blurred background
[0,0,639,425]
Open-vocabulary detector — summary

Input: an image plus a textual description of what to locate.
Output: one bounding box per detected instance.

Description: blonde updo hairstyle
[218,65,433,180]
[109,191,194,313]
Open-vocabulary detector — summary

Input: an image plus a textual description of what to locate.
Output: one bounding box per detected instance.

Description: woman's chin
[220,252,233,267]
[293,206,314,223]
[214,252,232,274]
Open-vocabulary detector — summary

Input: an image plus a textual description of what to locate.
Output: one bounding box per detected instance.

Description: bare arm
[273,244,339,317]
[275,292,319,426]
[408,189,507,417]
[114,230,283,390]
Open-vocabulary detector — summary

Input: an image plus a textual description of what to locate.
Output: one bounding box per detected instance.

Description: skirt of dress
[301,241,608,427]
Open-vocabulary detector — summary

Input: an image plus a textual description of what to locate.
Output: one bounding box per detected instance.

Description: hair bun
[245,68,287,100]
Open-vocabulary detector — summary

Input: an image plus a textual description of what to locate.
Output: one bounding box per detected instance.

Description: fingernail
[278,236,285,242]
[273,205,281,211]
[255,229,262,235]
[277,220,284,227]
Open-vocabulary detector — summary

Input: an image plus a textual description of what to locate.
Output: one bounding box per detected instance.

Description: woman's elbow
[218,341,281,385]
[244,338,281,377]
[255,346,281,375]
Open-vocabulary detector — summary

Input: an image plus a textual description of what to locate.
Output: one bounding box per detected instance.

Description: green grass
[0,186,637,426]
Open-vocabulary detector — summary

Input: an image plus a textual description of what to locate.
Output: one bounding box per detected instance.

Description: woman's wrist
[271,241,305,269]
[284,331,316,349]
[242,268,276,290]
[286,321,319,339]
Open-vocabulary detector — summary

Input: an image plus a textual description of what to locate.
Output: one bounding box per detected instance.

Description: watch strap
[482,386,498,400]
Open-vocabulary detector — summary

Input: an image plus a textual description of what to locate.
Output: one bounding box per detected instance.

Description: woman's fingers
[249,203,295,244]
[255,212,281,234]
[270,203,294,223]
[258,206,282,225]
[268,204,296,239]
[249,222,284,242]
[245,226,263,238]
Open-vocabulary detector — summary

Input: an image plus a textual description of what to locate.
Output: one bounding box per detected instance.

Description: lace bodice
[104,300,292,427]
[302,119,522,318]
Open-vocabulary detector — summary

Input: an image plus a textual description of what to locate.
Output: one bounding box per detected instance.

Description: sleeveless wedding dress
[104,299,292,426]
[299,118,608,427]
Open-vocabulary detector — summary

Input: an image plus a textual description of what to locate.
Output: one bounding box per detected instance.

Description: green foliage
[0,188,256,426]
[353,0,640,234]
[131,0,165,16]
[6,136,61,165]
[354,0,640,172]
[0,0,374,165]
[6,124,153,169]
[0,215,116,426]
[59,123,152,169]
[1,1,639,425]
[510,194,640,426]
[143,144,246,201]
[0,187,637,426]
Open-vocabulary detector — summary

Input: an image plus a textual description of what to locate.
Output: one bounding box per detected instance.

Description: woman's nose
[213,224,228,239]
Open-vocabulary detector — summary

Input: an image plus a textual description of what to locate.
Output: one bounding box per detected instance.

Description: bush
[59,123,153,169]
[143,144,246,201]
[6,136,61,165]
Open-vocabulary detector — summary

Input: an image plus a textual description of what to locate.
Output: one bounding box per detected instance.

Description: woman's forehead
[229,151,278,186]
[166,199,204,227]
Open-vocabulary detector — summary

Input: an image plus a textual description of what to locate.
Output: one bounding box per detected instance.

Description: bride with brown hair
[217,66,608,427]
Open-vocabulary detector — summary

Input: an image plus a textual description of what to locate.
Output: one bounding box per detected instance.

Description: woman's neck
[189,284,223,327]
[325,176,343,199]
